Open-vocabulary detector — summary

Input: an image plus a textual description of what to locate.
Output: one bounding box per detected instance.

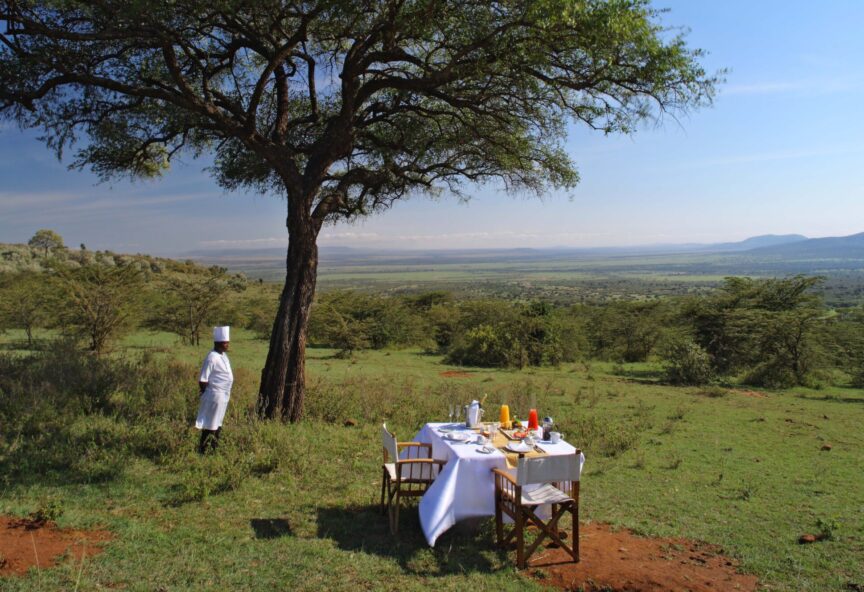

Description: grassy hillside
[1,329,862,591]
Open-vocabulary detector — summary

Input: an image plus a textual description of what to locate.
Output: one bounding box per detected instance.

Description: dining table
[413,422,584,547]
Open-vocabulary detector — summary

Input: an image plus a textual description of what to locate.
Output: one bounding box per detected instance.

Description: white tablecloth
[415,422,584,547]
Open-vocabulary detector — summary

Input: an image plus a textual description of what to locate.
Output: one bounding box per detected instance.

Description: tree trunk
[257,211,320,422]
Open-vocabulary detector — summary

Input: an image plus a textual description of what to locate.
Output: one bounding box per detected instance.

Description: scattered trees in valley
[1,233,861,389]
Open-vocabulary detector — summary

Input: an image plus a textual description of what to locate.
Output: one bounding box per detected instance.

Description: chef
[196,326,234,453]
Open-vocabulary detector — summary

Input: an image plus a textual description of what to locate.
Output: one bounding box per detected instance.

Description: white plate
[505,442,533,453]
[443,432,470,442]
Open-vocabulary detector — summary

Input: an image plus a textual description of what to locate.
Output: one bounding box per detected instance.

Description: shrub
[745,362,796,389]
[663,339,713,385]
[29,498,64,524]
[445,324,516,367]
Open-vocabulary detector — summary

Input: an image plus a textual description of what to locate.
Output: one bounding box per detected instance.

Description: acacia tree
[0,271,52,346]
[54,262,144,355]
[155,267,247,345]
[28,228,64,258]
[0,0,717,421]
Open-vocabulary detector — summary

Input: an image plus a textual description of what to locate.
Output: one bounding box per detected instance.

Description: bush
[0,343,198,483]
[446,324,517,367]
[663,339,713,385]
[745,362,796,389]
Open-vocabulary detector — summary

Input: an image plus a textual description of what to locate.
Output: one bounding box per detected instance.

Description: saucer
[443,432,470,442]
[505,442,533,453]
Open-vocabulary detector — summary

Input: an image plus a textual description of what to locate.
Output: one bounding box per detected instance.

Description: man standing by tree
[196,326,233,453]
[0,0,718,421]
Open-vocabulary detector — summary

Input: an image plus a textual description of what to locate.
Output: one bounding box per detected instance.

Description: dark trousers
[198,427,221,454]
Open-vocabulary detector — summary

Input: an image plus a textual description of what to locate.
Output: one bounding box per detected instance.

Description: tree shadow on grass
[0,339,50,352]
[610,366,663,385]
[316,503,507,577]
[251,518,293,539]
[795,392,864,404]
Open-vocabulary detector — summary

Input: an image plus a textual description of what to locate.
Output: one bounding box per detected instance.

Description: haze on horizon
[1,0,863,257]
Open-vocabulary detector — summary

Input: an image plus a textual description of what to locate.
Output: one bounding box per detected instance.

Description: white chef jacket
[195,350,234,430]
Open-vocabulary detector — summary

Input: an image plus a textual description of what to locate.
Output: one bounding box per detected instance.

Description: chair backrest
[381,423,398,462]
[516,453,581,486]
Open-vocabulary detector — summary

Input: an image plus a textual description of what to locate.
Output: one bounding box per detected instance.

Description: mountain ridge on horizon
[186,233,812,259]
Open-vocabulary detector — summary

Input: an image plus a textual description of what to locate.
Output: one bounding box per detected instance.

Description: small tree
[54,263,144,355]
[0,272,52,346]
[310,300,371,358]
[28,229,64,258]
[663,338,713,385]
[154,267,247,345]
[587,301,665,362]
[685,275,825,384]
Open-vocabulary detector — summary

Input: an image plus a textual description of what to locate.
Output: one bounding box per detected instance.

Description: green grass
[1,329,863,591]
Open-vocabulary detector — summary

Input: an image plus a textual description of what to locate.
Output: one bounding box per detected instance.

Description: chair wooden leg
[380,472,387,514]
[391,489,401,534]
[515,506,525,569]
[494,493,504,547]
[573,503,580,562]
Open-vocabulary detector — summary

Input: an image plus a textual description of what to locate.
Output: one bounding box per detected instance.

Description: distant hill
[708,234,808,252]
[179,232,864,282]
[187,234,812,262]
[0,242,227,276]
[746,232,864,258]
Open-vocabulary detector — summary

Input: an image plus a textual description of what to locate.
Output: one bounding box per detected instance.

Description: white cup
[476,435,488,445]
[523,436,535,447]
[549,431,562,444]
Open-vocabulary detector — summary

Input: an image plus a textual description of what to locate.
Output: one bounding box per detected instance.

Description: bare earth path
[0,515,110,577]
[530,522,759,592]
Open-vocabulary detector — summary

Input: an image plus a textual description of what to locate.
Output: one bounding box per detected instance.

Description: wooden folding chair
[492,453,581,568]
[380,424,445,534]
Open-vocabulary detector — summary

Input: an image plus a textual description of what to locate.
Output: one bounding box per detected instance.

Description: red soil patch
[0,516,111,577]
[440,370,473,378]
[528,522,758,592]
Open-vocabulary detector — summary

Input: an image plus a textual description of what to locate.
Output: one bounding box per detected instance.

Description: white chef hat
[213,326,230,342]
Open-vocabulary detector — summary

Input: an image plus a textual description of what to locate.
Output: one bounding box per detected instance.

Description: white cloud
[0,191,80,210]
[0,190,211,221]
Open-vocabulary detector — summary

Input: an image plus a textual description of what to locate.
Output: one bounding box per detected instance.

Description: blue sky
[1,0,863,255]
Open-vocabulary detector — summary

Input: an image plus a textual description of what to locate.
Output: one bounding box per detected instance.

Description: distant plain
[194,244,864,305]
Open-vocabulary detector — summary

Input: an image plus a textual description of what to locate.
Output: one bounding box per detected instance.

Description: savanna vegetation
[4,234,864,388]
[1,234,863,590]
